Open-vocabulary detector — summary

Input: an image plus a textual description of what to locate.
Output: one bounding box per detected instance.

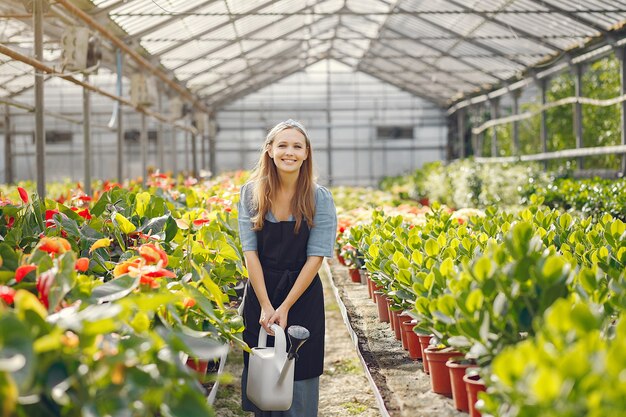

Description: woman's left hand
[268,304,290,330]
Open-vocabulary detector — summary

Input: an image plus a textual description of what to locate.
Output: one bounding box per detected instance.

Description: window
[377,126,414,140]
[45,130,73,143]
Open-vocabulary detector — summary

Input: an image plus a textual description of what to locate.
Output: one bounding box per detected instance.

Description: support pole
[83,74,91,195]
[201,113,207,172]
[326,59,333,186]
[4,104,13,184]
[490,98,499,157]
[540,78,548,171]
[512,90,520,155]
[116,50,124,182]
[172,126,178,175]
[458,108,465,158]
[208,112,216,176]
[616,48,626,177]
[574,64,584,170]
[34,0,46,198]
[184,124,190,174]
[157,88,164,170]
[191,129,198,177]
[141,112,147,185]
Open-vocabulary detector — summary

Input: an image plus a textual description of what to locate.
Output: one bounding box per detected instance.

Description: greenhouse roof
[2,0,626,108]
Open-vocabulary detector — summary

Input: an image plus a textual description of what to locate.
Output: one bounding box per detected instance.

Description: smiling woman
[238,119,338,417]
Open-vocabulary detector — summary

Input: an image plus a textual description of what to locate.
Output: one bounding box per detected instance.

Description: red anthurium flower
[225,207,232,213]
[78,195,92,202]
[75,257,89,272]
[6,216,15,229]
[139,244,168,267]
[0,286,16,304]
[45,209,60,220]
[45,209,60,228]
[17,187,29,204]
[192,219,211,227]
[37,270,54,308]
[142,268,176,278]
[38,236,72,255]
[15,264,37,283]
[77,209,92,220]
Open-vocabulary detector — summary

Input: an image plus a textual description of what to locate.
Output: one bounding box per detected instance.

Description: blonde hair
[250,119,315,233]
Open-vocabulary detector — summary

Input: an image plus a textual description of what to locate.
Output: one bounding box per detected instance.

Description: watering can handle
[257,324,287,354]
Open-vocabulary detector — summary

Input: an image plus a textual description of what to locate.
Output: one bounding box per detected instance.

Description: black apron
[242,220,325,381]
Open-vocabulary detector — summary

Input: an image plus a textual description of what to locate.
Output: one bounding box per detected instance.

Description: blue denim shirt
[238,182,337,258]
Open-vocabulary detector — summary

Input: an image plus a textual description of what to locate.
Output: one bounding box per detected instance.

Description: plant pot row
[343,263,487,416]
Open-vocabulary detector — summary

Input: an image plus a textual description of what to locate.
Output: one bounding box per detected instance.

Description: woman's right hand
[259,304,276,335]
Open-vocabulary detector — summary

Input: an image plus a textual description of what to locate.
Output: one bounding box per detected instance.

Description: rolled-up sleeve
[307,186,338,258]
[237,183,258,252]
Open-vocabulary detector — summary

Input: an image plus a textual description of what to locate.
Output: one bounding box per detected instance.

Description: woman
[238,119,337,417]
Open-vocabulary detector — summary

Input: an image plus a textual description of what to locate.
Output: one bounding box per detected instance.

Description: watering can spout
[277,325,310,384]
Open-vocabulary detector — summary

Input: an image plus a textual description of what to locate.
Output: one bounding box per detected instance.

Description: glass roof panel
[109,0,214,36]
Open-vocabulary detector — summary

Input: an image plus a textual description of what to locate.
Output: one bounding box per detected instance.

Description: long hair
[250,119,315,233]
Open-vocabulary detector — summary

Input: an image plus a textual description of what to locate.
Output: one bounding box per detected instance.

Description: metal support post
[157,88,164,170]
[326,59,333,186]
[4,104,13,184]
[208,112,216,176]
[201,113,207,171]
[616,48,626,177]
[540,78,548,171]
[574,64,584,169]
[34,0,46,198]
[512,90,520,155]
[457,108,465,158]
[490,98,499,157]
[141,112,147,185]
[116,49,124,182]
[191,130,198,177]
[83,74,91,195]
[172,127,178,175]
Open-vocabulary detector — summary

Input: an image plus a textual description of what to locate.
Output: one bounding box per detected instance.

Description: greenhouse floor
[212,260,380,417]
[327,259,465,417]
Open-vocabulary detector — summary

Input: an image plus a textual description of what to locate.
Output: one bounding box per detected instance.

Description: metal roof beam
[527,0,609,35]
[154,0,331,59]
[335,56,445,106]
[441,0,564,53]
[359,14,507,83]
[337,33,467,92]
[194,42,307,95]
[358,0,403,62]
[394,10,528,68]
[179,15,335,82]
[211,56,324,109]
[89,0,125,17]
[129,0,223,40]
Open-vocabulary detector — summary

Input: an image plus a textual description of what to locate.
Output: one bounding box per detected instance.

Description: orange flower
[139,243,168,267]
[75,257,90,272]
[113,258,143,277]
[15,264,37,282]
[38,236,71,255]
[183,297,196,308]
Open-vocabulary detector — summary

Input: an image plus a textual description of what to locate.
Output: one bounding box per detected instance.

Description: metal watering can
[247,324,310,411]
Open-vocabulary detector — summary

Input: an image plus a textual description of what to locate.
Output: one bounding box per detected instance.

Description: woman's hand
[259,304,276,335]
[268,304,290,331]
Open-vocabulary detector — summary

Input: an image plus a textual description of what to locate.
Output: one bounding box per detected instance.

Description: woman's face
[268,128,308,174]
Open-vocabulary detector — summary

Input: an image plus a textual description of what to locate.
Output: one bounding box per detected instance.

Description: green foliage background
[480,54,621,170]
